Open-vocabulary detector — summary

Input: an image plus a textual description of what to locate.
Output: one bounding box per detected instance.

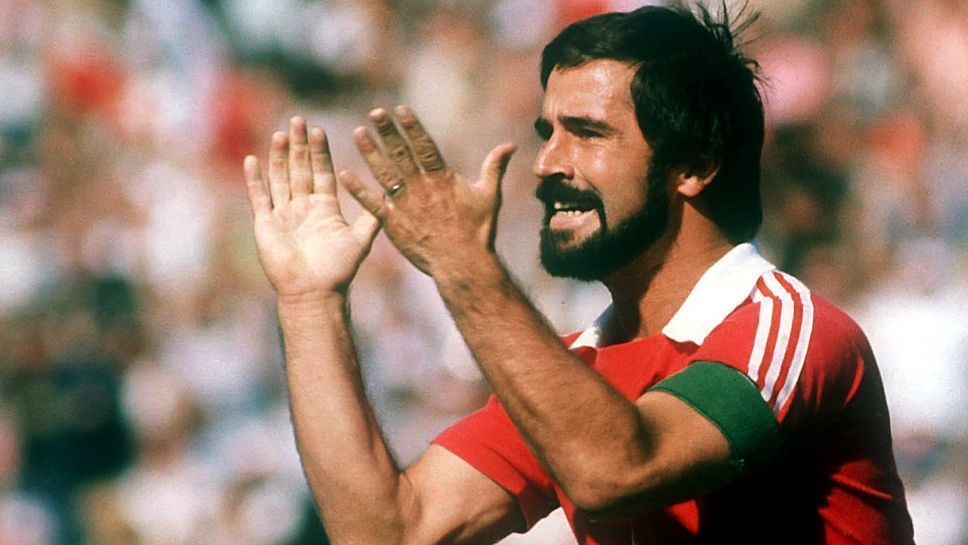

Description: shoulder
[712,270,869,356]
[697,270,873,419]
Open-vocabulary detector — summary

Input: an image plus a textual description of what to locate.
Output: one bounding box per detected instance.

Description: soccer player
[243,5,914,545]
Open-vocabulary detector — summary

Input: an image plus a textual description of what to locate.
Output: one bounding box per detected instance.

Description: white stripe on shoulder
[773,273,815,413]
[760,272,796,404]
[746,285,773,386]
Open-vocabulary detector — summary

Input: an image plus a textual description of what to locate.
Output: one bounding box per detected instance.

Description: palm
[245,119,380,297]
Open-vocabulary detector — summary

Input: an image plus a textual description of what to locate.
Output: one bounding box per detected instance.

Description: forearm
[277,293,411,543]
[431,255,656,508]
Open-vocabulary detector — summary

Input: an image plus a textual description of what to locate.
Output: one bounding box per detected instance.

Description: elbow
[552,437,666,518]
[559,463,664,519]
[567,485,645,520]
[564,461,732,520]
[568,489,624,518]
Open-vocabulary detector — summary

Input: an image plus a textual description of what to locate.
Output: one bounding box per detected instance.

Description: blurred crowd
[0,0,964,544]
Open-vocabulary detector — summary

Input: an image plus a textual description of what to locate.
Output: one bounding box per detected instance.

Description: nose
[532,137,575,181]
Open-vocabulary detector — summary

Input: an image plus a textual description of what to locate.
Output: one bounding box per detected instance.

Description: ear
[674,162,720,198]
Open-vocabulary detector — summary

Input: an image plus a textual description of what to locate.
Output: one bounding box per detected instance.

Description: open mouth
[552,200,594,216]
[547,200,599,230]
[536,179,603,233]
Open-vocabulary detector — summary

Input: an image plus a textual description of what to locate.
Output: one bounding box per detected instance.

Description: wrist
[277,290,348,318]
[432,248,506,293]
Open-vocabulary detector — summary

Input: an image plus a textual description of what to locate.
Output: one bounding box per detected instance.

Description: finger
[288,116,313,199]
[309,126,339,202]
[268,131,291,205]
[353,126,402,190]
[369,108,419,178]
[477,142,518,199]
[351,209,381,248]
[243,155,272,216]
[394,105,446,173]
[338,169,388,220]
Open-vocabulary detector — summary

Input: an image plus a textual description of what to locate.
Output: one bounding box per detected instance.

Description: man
[243,5,914,545]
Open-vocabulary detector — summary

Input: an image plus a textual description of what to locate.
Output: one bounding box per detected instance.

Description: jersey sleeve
[649,361,781,472]
[432,395,559,530]
[686,272,914,544]
[689,271,869,426]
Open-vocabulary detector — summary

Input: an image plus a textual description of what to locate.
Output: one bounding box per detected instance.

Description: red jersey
[433,244,914,544]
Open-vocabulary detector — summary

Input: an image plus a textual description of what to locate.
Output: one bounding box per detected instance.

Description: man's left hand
[339,105,516,276]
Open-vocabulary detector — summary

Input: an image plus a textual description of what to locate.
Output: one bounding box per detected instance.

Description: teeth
[552,202,587,216]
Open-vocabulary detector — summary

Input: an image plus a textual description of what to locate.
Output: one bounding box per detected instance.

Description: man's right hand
[244,117,380,298]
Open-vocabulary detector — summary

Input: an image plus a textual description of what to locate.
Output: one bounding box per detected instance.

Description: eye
[575,127,603,139]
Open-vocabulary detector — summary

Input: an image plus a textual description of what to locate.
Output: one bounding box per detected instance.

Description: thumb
[477,142,517,201]
[351,208,382,250]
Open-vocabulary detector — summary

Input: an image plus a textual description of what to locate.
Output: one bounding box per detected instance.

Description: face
[533,60,669,280]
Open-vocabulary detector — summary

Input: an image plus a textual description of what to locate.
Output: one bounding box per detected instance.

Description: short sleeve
[649,361,781,472]
[432,395,559,529]
[691,271,869,425]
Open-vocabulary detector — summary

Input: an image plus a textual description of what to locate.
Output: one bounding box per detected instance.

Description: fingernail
[368,108,388,121]
[352,126,372,146]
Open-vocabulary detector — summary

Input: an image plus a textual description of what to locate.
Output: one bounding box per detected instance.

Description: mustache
[534,176,602,209]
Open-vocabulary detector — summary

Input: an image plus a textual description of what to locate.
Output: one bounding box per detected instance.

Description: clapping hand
[244,117,381,298]
[338,106,516,276]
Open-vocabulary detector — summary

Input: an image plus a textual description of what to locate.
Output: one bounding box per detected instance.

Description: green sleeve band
[649,361,781,473]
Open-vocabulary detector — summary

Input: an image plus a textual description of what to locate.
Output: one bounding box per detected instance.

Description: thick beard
[540,170,669,281]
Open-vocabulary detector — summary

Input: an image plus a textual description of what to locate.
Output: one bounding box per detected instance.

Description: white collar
[569,243,775,349]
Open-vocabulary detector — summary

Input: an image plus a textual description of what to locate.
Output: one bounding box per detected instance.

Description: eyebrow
[534,115,619,137]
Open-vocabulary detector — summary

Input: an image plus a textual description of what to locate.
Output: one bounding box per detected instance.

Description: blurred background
[0,0,964,544]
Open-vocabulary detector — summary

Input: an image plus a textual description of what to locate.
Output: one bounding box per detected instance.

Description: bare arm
[432,257,735,516]
[244,118,522,544]
[340,106,736,517]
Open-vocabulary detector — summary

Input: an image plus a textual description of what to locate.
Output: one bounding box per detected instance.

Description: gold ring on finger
[386,181,405,197]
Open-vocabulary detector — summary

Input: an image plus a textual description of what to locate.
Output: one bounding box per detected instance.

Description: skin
[244,119,519,545]
[244,60,739,544]
[533,58,654,248]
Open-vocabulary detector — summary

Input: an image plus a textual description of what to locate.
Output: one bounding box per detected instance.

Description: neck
[603,213,734,341]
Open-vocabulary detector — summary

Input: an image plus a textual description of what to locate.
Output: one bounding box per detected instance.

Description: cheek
[600,169,651,225]
[600,196,639,229]
[574,143,652,221]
